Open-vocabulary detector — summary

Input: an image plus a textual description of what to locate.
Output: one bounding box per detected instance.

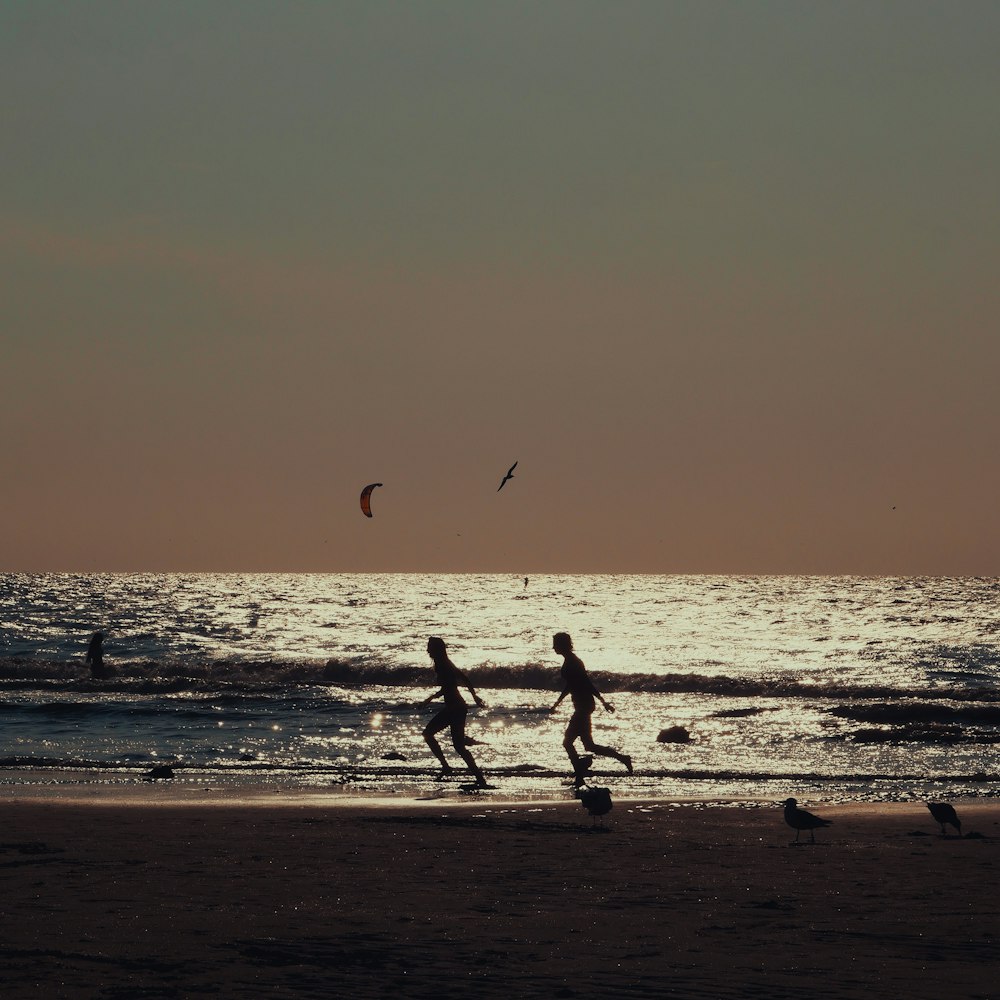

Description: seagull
[578,785,613,825]
[926,801,962,837]
[497,461,518,491]
[782,797,832,843]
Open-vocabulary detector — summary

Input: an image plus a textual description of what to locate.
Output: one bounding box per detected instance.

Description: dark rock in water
[142,765,175,781]
[712,707,764,718]
[657,725,692,744]
[381,752,407,761]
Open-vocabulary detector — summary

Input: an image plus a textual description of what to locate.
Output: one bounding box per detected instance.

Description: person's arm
[549,685,570,713]
[455,669,485,707]
[421,688,443,706]
[591,681,615,713]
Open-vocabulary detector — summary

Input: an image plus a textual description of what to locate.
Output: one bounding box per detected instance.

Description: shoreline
[3,767,998,811]
[0,773,774,809]
[2,781,998,817]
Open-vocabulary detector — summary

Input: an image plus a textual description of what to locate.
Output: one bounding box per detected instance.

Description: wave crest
[3,655,1000,702]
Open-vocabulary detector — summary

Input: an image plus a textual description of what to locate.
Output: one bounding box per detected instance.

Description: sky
[2,1,999,574]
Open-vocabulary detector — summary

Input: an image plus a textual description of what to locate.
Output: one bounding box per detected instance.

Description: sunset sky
[3,1,999,574]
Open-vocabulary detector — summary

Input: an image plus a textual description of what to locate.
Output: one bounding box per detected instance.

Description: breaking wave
[4,655,1000,703]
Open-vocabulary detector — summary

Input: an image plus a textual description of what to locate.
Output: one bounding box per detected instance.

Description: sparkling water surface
[2,574,998,803]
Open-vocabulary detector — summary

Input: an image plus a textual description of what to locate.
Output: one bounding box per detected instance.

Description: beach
[2,791,996,999]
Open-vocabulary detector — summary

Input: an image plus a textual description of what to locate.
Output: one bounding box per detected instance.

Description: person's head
[427,636,447,660]
[552,632,573,655]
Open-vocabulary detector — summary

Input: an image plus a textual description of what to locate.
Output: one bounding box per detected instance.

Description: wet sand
[1,793,997,999]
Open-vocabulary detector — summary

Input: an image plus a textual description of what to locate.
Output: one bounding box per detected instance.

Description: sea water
[1,573,998,803]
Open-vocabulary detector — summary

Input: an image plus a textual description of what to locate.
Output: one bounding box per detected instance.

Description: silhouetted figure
[550,632,632,788]
[421,637,490,788]
[782,797,832,843]
[524,576,529,589]
[86,630,113,679]
[927,801,962,837]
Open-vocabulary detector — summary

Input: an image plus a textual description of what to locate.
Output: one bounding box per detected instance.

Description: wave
[827,701,1000,745]
[829,702,1000,725]
[0,656,387,694]
[0,701,313,721]
[3,655,1000,702]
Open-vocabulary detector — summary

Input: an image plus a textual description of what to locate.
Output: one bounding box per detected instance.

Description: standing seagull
[926,802,962,837]
[578,785,613,826]
[497,461,518,491]
[782,798,832,843]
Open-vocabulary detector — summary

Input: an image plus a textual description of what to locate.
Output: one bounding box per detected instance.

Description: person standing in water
[549,632,632,787]
[86,630,113,679]
[421,636,490,788]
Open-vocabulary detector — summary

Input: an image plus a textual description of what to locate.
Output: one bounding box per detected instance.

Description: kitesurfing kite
[497,461,518,492]
[360,482,383,518]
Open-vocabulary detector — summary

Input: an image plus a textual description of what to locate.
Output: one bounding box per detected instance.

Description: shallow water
[2,573,999,802]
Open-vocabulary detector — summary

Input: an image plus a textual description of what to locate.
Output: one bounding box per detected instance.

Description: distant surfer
[549,632,632,788]
[524,576,529,589]
[421,637,491,788]
[86,630,113,679]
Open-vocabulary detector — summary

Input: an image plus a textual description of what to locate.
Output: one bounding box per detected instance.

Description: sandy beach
[1,790,996,999]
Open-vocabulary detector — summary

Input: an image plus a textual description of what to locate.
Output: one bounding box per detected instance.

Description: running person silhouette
[549,632,632,787]
[421,636,490,788]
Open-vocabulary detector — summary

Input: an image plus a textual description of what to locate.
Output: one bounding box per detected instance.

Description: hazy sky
[3,1,999,573]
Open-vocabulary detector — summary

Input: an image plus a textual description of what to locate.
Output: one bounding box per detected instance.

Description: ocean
[2,573,998,803]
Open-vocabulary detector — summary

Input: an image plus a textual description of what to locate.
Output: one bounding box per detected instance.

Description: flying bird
[782,797,832,843]
[360,482,382,518]
[926,801,962,837]
[497,461,518,491]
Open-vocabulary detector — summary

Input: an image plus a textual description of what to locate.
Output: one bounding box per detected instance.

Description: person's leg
[450,712,487,786]
[564,714,591,786]
[580,727,633,773]
[423,709,453,774]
